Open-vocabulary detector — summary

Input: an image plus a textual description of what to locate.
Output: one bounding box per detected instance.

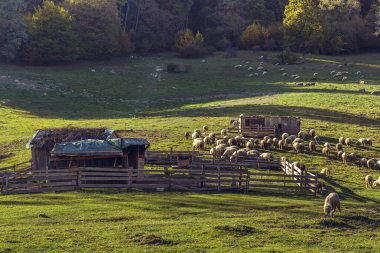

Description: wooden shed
[27,128,150,171]
[238,115,301,138]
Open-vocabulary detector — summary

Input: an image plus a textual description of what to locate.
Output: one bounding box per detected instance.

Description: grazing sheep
[336,143,344,152]
[192,131,201,139]
[221,129,228,137]
[247,150,260,158]
[272,138,279,148]
[194,129,202,136]
[342,76,348,81]
[282,133,289,140]
[192,139,205,150]
[349,153,357,163]
[345,138,353,146]
[309,129,316,137]
[259,152,273,160]
[203,125,209,132]
[209,132,216,140]
[357,138,366,147]
[339,137,345,145]
[366,138,372,146]
[285,137,293,145]
[246,141,254,150]
[203,136,213,146]
[373,177,380,188]
[214,144,227,156]
[291,161,306,173]
[262,71,268,76]
[278,139,285,150]
[365,175,374,188]
[263,136,271,142]
[185,132,190,140]
[309,141,317,152]
[337,150,344,160]
[216,139,224,146]
[319,168,332,177]
[260,139,270,150]
[288,135,297,141]
[228,138,238,147]
[297,132,306,139]
[360,158,368,167]
[322,147,330,156]
[324,193,341,217]
[230,149,248,161]
[342,152,349,163]
[221,146,238,159]
[356,71,361,75]
[282,73,288,76]
[324,143,331,149]
[314,135,321,143]
[231,120,239,128]
[293,142,305,153]
[367,159,377,169]
[293,138,304,144]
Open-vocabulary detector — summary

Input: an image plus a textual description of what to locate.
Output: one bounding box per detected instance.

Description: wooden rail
[1,164,318,195]
[281,161,319,195]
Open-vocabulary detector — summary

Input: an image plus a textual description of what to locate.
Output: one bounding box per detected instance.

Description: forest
[0,0,380,63]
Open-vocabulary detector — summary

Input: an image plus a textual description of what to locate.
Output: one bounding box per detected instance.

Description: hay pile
[30,128,108,150]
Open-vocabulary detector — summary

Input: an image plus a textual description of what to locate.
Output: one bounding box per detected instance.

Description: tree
[66,0,121,59]
[0,0,27,62]
[23,0,79,63]
[241,23,267,49]
[284,0,324,53]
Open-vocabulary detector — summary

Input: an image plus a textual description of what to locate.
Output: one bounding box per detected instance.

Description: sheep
[272,138,279,148]
[316,182,324,194]
[314,135,321,143]
[309,129,316,137]
[282,133,289,140]
[293,142,305,153]
[262,71,268,76]
[366,138,372,146]
[221,146,238,159]
[309,141,317,152]
[288,135,297,141]
[259,152,273,161]
[367,159,377,169]
[221,129,228,137]
[324,143,331,149]
[342,152,349,163]
[336,143,344,152]
[285,137,293,145]
[319,168,332,177]
[356,71,361,75]
[230,149,248,161]
[216,139,224,146]
[282,73,288,76]
[192,131,201,139]
[209,132,216,141]
[228,138,238,147]
[231,120,239,128]
[246,141,254,150]
[322,147,330,156]
[342,76,348,81]
[324,193,341,217]
[360,158,368,167]
[278,139,285,150]
[291,161,306,173]
[345,138,353,146]
[203,136,213,146]
[339,137,345,145]
[337,151,344,160]
[194,129,202,136]
[373,177,380,188]
[192,139,205,150]
[357,138,366,147]
[214,144,227,156]
[293,138,304,144]
[349,153,357,163]
[260,139,270,150]
[203,125,209,132]
[313,72,318,77]
[263,136,271,142]
[185,132,190,140]
[281,157,289,163]
[247,150,260,158]
[330,70,336,75]
[365,175,374,188]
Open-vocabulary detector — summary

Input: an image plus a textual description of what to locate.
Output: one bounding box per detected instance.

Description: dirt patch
[129,234,175,245]
[214,225,256,236]
[317,219,354,229]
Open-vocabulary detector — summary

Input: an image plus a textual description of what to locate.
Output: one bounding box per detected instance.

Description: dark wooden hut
[238,115,301,138]
[27,128,150,171]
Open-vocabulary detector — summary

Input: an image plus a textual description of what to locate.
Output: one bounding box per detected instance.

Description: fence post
[4,174,9,195]
[238,166,242,190]
[164,166,171,190]
[217,165,221,192]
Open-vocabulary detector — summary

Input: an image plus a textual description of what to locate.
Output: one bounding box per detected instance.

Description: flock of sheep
[185,122,378,216]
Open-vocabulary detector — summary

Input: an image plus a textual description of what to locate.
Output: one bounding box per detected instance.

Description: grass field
[0,51,380,252]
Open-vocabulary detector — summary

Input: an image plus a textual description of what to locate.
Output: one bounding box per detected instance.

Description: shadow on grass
[323,177,380,204]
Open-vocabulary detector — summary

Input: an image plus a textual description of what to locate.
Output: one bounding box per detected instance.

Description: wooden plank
[79,177,129,181]
[80,172,130,177]
[250,184,316,190]
[79,167,129,172]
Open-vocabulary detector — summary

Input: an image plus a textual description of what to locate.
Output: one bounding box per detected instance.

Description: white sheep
[319,168,332,177]
[257,66,264,71]
[282,73,288,76]
[192,131,201,139]
[365,175,374,188]
[313,72,318,77]
[262,71,268,76]
[342,76,348,81]
[192,139,205,150]
[324,193,341,216]
[221,129,228,137]
[373,177,380,188]
[203,125,209,132]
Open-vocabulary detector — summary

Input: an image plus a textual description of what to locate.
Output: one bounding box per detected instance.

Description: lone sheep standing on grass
[324,193,341,217]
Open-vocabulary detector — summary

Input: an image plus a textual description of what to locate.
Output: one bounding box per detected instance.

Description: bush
[175,29,209,58]
[277,51,298,65]
[120,32,135,55]
[166,63,190,73]
[216,37,232,50]
[175,29,195,50]
[224,48,238,58]
[179,44,210,58]
[241,23,267,49]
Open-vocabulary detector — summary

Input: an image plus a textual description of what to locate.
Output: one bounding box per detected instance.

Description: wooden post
[164,166,171,190]
[217,165,221,191]
[5,174,9,195]
[128,167,132,188]
[170,148,173,164]
[238,166,242,189]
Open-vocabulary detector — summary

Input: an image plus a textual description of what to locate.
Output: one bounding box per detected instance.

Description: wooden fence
[145,150,200,166]
[281,161,319,194]
[241,126,276,138]
[1,165,318,195]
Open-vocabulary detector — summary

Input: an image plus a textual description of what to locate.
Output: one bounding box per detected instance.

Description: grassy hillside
[0,51,379,252]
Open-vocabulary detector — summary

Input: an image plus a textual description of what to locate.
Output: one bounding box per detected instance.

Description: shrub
[277,51,298,65]
[241,23,267,49]
[175,29,209,58]
[216,37,232,50]
[120,32,135,55]
[175,29,195,50]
